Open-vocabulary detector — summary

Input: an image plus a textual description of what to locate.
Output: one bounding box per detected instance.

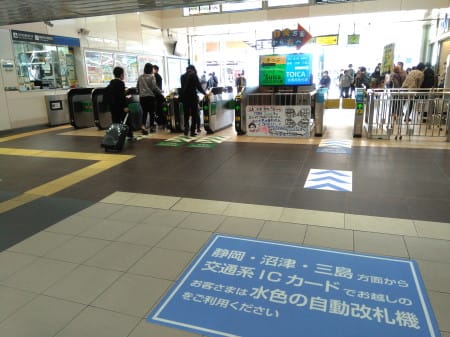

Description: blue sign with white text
[284,54,312,86]
[147,235,440,337]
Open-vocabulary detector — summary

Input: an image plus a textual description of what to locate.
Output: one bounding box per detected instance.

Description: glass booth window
[14,41,77,89]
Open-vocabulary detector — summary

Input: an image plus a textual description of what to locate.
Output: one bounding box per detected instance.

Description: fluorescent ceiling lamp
[222,1,262,12]
[267,0,309,6]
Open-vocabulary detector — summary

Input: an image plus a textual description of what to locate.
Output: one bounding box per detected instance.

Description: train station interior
[0,1,449,336]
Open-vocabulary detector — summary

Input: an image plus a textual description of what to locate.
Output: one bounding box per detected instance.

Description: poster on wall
[259,54,312,86]
[381,43,395,74]
[115,54,138,84]
[246,105,311,137]
[85,51,114,85]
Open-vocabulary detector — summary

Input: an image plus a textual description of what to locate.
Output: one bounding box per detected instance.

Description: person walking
[180,65,207,137]
[339,69,352,98]
[235,73,246,94]
[136,63,162,134]
[109,66,135,142]
[153,64,166,128]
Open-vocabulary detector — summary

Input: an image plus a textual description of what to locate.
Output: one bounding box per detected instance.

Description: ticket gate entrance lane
[202,87,235,134]
[68,88,95,128]
[166,91,185,133]
[92,88,111,130]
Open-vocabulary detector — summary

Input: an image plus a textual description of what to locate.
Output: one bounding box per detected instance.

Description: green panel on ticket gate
[353,88,365,137]
[81,101,93,113]
[234,97,245,135]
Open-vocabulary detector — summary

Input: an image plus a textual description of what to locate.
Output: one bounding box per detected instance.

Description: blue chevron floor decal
[317,139,352,154]
[304,169,352,192]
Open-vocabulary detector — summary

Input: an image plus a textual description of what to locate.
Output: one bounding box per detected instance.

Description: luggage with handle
[128,101,143,131]
[101,113,129,152]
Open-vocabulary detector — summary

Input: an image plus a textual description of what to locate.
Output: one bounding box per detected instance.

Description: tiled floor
[0,109,449,336]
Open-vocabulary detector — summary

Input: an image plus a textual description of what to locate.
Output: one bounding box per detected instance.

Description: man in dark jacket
[110,66,135,141]
[180,65,207,136]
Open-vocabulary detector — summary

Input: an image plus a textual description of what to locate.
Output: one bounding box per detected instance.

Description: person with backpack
[136,63,162,134]
[107,66,135,142]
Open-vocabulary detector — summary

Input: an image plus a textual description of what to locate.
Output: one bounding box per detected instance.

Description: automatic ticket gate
[202,87,235,134]
[92,88,111,130]
[68,88,95,128]
[166,90,185,133]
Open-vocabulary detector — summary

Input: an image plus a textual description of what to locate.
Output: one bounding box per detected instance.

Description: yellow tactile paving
[0,147,134,214]
[0,125,71,143]
[0,194,42,214]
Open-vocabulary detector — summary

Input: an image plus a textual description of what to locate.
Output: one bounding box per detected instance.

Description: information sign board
[148,235,440,337]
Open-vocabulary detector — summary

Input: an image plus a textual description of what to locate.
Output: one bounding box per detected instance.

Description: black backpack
[103,82,113,109]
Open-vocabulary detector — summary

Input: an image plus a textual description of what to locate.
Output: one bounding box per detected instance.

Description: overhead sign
[272,23,312,50]
[314,34,339,46]
[148,235,440,337]
[348,34,360,45]
[11,30,80,47]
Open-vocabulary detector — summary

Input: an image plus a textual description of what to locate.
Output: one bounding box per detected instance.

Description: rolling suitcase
[101,113,129,152]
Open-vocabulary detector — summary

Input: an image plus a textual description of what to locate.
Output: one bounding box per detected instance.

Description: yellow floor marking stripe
[0,125,72,143]
[0,194,42,214]
[0,148,134,214]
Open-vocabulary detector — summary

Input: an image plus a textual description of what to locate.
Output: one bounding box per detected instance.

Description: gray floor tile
[78,218,138,240]
[129,320,203,337]
[156,228,212,253]
[44,265,122,304]
[84,241,150,271]
[354,231,409,258]
[1,257,77,293]
[0,286,36,323]
[92,273,172,317]
[54,306,140,337]
[304,226,354,251]
[7,231,73,256]
[428,290,450,332]
[129,247,194,280]
[0,251,36,281]
[106,205,157,223]
[0,295,84,337]
[405,237,450,263]
[416,259,450,294]
[216,216,265,237]
[75,203,124,218]
[116,223,173,247]
[257,221,306,244]
[141,209,190,227]
[179,213,226,232]
[45,214,101,235]
[44,236,110,264]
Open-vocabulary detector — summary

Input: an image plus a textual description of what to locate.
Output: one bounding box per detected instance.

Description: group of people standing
[108,63,165,142]
[320,61,437,99]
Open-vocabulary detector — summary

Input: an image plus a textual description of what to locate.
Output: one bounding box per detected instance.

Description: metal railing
[365,88,449,141]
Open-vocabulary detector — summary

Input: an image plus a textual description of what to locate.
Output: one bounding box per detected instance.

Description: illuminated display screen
[259,53,312,86]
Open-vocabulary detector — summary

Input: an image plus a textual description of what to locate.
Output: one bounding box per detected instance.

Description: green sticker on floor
[156,135,195,147]
[187,136,228,148]
[157,135,227,148]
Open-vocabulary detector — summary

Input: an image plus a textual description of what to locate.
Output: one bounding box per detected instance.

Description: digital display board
[259,54,312,86]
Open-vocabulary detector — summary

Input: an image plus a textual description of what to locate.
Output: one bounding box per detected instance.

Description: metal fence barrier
[365,89,449,141]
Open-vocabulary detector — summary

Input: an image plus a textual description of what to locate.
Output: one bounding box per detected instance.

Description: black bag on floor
[101,113,129,152]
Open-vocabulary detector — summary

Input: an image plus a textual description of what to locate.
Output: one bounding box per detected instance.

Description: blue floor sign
[147,235,440,337]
